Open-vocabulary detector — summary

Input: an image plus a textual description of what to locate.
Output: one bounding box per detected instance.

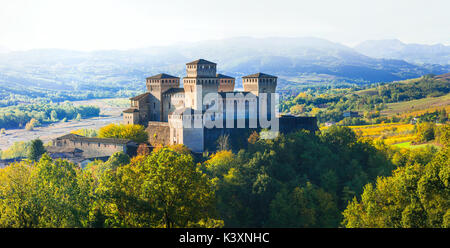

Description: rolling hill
[354,39,450,65]
[0,37,449,93]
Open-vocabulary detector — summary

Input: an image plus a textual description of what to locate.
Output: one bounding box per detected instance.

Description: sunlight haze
[0,0,449,51]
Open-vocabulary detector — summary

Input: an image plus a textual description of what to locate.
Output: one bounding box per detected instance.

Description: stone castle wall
[54,139,127,158]
[146,121,170,146]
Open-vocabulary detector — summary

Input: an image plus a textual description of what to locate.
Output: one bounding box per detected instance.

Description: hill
[0,37,449,94]
[354,39,450,65]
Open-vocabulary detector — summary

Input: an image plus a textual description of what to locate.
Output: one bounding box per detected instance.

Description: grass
[393,141,439,149]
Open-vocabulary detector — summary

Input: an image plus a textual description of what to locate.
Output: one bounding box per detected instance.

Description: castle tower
[146,73,180,121]
[217,74,235,92]
[242,73,277,96]
[183,59,220,111]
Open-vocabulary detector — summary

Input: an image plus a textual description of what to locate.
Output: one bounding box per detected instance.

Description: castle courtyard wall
[146,121,170,146]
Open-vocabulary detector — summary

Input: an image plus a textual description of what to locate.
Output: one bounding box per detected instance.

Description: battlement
[186,59,217,77]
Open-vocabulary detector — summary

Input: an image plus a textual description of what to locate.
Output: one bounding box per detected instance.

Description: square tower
[146,73,180,121]
[242,73,277,96]
[217,74,235,92]
[183,59,220,111]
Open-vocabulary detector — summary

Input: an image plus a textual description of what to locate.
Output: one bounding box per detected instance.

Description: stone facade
[124,59,318,153]
[51,134,137,158]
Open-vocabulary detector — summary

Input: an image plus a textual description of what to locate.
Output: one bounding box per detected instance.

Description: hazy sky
[0,0,449,51]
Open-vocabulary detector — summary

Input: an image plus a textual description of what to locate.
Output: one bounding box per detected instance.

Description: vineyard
[321,123,416,145]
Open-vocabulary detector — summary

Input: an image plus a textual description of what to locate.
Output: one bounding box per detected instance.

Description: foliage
[98,123,148,143]
[27,139,45,161]
[203,127,394,227]
[0,154,92,227]
[137,143,151,156]
[281,76,449,124]
[216,134,231,151]
[0,102,100,130]
[0,141,30,159]
[71,128,98,137]
[342,144,449,228]
[415,122,436,143]
[93,148,221,227]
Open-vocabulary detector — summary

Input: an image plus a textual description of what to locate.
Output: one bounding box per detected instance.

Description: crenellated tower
[146,73,180,121]
[183,59,220,111]
[242,73,277,96]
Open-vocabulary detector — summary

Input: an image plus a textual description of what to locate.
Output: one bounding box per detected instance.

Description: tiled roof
[46,146,84,154]
[216,73,234,79]
[55,134,134,145]
[123,108,139,113]
[242,72,277,78]
[130,92,150,101]
[146,73,179,79]
[163,88,185,95]
[186,59,216,65]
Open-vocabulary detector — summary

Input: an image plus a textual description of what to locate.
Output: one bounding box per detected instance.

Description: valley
[0,98,125,151]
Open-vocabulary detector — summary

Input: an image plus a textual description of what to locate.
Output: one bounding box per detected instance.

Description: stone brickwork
[146,121,170,146]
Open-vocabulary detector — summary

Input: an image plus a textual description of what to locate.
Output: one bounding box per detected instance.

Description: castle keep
[124,59,318,152]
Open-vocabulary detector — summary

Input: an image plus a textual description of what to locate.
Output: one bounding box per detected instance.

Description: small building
[343,111,360,118]
[324,121,336,127]
[123,108,140,125]
[51,134,138,158]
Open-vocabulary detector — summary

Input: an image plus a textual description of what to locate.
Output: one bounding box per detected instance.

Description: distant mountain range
[354,39,450,65]
[0,37,449,91]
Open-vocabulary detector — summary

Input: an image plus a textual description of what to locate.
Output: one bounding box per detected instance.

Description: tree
[216,134,231,151]
[268,183,339,227]
[98,123,148,143]
[415,122,436,143]
[95,148,221,228]
[0,155,92,227]
[75,113,82,121]
[342,145,450,228]
[25,118,39,131]
[27,139,45,161]
[137,143,151,156]
[50,110,58,122]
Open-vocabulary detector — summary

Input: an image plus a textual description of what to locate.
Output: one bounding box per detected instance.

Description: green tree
[0,155,92,227]
[415,122,436,143]
[27,139,45,161]
[95,148,222,228]
[342,145,450,228]
[50,110,58,122]
[268,183,339,227]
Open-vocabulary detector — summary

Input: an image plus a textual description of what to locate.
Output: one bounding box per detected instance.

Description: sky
[0,0,449,51]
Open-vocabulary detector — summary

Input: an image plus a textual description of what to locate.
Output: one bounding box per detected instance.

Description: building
[124,59,319,152]
[343,111,360,118]
[50,134,138,159]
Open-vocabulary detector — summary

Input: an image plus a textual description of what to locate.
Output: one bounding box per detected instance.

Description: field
[321,123,417,145]
[393,141,439,149]
[380,93,450,117]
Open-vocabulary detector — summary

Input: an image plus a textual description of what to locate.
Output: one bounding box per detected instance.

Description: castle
[123,59,318,152]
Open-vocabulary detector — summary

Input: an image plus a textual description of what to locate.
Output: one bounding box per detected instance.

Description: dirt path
[0,98,126,150]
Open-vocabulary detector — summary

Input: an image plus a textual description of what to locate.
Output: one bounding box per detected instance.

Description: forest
[280,74,450,125]
[0,125,448,228]
[0,102,100,130]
